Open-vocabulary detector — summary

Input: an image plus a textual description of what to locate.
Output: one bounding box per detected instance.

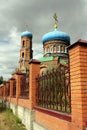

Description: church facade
[18,15,70,73]
[39,28,70,72]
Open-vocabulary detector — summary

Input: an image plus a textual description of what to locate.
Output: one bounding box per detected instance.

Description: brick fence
[0,39,87,130]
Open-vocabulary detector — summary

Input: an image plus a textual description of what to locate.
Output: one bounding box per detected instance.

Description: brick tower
[19,31,33,72]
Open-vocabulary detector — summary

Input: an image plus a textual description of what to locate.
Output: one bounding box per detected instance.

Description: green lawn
[0,103,27,130]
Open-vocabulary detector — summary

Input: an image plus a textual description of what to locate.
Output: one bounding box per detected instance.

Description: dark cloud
[0,0,86,42]
[0,0,86,79]
[0,0,87,41]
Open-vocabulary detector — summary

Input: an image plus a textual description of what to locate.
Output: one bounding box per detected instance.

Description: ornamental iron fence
[20,71,29,98]
[2,88,3,97]
[36,64,71,114]
[13,80,16,97]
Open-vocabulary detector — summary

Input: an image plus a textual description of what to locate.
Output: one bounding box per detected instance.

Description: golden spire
[53,13,58,29]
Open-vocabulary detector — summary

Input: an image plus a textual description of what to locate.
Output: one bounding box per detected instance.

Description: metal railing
[36,64,71,113]
[20,71,29,98]
[13,80,16,97]
[6,84,10,96]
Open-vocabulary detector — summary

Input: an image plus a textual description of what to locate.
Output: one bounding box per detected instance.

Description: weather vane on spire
[53,13,58,29]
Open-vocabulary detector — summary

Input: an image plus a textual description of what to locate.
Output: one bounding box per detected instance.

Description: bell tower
[19,31,33,72]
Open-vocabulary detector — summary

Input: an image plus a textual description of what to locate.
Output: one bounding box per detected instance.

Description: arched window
[22,52,24,58]
[50,46,53,53]
[53,45,56,52]
[57,45,60,52]
[60,46,64,53]
[22,41,25,47]
[65,47,67,53]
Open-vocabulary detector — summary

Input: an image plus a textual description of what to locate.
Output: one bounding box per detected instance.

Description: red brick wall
[35,111,71,130]
[34,41,87,130]
[69,40,87,130]
[1,40,87,130]
[10,78,15,97]
[29,59,41,109]
[8,60,40,110]
[18,98,30,109]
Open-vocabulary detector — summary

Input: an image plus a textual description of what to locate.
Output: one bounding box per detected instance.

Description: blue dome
[42,29,70,44]
[21,31,32,38]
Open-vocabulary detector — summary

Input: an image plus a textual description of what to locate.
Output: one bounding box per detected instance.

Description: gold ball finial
[53,13,58,29]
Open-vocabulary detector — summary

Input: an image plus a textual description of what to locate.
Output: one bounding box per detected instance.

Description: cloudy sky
[0,0,87,80]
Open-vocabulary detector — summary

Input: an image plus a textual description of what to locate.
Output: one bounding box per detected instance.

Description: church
[18,14,70,73]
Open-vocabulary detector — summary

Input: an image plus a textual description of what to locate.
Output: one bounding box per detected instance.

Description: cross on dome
[53,13,58,29]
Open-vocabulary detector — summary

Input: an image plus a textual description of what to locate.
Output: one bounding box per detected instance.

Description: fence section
[13,80,16,97]
[20,71,29,98]
[36,64,71,113]
[7,83,10,97]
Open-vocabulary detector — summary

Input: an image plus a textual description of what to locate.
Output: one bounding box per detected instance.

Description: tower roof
[42,29,70,44]
[21,31,32,38]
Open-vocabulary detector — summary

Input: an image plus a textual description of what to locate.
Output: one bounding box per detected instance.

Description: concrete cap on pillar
[15,71,23,75]
[68,39,87,50]
[10,77,15,80]
[29,59,41,64]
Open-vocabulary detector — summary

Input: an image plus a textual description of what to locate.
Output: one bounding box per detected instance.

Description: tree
[0,76,6,85]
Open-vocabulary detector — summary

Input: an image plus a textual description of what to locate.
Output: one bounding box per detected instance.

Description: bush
[15,116,22,124]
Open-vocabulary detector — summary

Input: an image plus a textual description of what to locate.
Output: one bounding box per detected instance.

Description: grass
[0,103,27,130]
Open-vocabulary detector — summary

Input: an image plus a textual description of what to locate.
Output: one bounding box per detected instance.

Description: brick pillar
[29,59,41,109]
[0,87,1,96]
[68,39,87,130]
[10,78,15,97]
[6,81,10,97]
[15,72,23,99]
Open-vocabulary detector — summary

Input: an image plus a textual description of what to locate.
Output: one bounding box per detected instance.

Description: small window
[22,52,24,58]
[65,47,67,53]
[50,46,53,53]
[60,46,64,53]
[57,45,60,52]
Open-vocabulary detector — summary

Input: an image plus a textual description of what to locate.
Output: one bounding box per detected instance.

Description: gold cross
[53,13,58,29]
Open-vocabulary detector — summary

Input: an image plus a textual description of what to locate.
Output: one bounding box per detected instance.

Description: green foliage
[15,116,22,124]
[0,76,6,85]
[6,108,22,124]
[7,108,13,113]
[6,109,26,130]
[0,104,27,130]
